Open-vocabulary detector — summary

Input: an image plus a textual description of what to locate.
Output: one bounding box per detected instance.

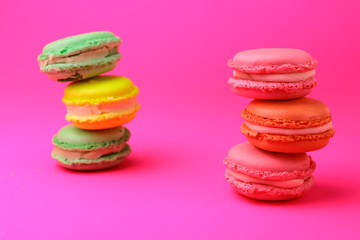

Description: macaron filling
[65,98,140,116]
[66,107,140,122]
[226,169,306,188]
[52,144,131,164]
[52,144,126,160]
[39,43,119,67]
[233,70,315,82]
[44,64,117,82]
[245,121,333,135]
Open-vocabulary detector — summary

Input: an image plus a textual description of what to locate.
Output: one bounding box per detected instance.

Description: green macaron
[38,31,121,82]
[52,124,131,171]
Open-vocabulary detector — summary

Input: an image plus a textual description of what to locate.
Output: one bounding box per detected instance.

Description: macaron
[227,48,318,100]
[224,142,316,201]
[38,31,121,82]
[63,75,140,130]
[241,97,335,153]
[52,124,131,171]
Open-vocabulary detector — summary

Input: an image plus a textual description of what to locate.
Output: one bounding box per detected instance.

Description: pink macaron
[224,142,316,201]
[227,48,318,100]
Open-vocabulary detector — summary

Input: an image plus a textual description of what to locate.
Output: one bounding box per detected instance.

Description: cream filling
[245,121,333,135]
[45,64,117,80]
[227,169,305,188]
[233,70,315,82]
[52,144,125,160]
[39,43,119,67]
[66,98,139,116]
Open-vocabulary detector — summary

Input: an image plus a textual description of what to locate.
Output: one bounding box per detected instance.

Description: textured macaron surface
[242,97,332,128]
[228,48,317,73]
[38,31,121,60]
[224,142,315,180]
[53,124,130,150]
[63,75,139,105]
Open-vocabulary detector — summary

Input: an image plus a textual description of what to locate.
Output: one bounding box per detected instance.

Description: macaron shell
[69,108,138,130]
[246,134,331,153]
[53,124,131,151]
[57,157,125,171]
[55,124,127,144]
[226,170,314,201]
[241,109,332,129]
[244,98,331,123]
[230,86,312,100]
[228,77,316,100]
[224,142,315,180]
[228,48,317,73]
[241,123,335,153]
[63,76,139,105]
[39,31,121,58]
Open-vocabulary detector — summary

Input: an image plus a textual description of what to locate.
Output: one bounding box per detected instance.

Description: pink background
[1,0,360,239]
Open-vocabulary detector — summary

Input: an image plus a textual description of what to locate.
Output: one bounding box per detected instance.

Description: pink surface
[1,0,360,239]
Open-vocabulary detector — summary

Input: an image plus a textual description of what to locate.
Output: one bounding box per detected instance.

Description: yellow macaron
[63,75,140,130]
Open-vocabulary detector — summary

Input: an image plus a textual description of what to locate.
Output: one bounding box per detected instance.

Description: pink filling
[233,70,315,82]
[53,144,125,160]
[39,43,119,67]
[227,169,305,188]
[66,97,139,116]
[245,121,333,135]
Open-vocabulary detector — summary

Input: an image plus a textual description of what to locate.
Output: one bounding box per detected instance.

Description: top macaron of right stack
[227,48,318,100]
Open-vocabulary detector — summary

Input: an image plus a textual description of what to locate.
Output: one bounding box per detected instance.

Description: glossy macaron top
[224,142,315,180]
[53,124,130,150]
[38,31,121,60]
[228,48,317,73]
[62,75,139,105]
[242,97,332,128]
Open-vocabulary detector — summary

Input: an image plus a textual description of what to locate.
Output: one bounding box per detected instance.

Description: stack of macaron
[224,48,335,201]
[38,31,140,171]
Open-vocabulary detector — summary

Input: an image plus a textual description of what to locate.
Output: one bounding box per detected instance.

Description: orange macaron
[240,97,335,153]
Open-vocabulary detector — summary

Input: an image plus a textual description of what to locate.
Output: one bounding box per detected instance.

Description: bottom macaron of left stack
[51,124,131,171]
